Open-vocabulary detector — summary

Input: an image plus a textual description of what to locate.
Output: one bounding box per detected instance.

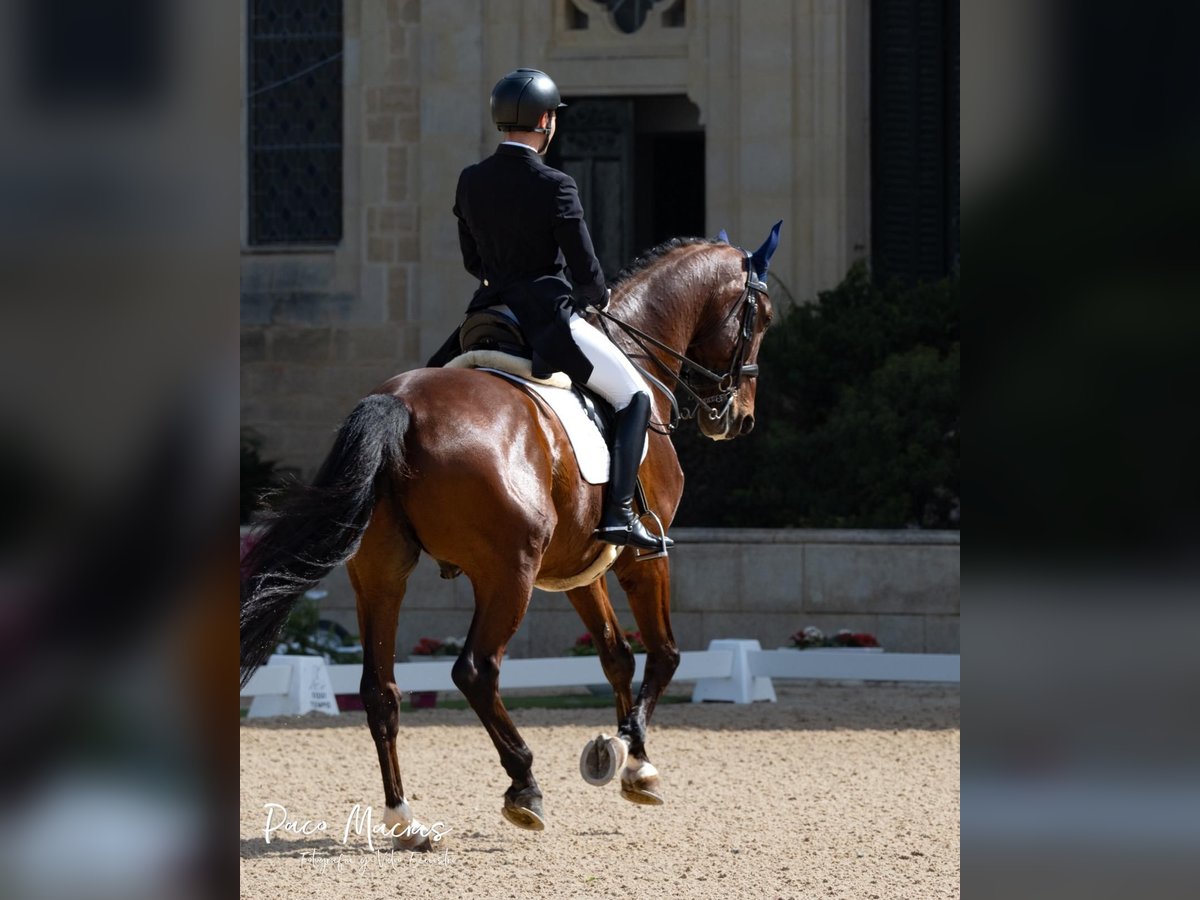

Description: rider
[431,67,671,553]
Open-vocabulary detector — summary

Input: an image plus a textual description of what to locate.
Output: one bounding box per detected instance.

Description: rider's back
[454,144,605,300]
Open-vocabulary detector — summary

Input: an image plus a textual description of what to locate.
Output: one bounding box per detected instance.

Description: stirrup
[594,510,671,556]
[632,508,671,561]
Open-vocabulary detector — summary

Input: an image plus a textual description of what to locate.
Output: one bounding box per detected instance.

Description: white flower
[802,626,824,640]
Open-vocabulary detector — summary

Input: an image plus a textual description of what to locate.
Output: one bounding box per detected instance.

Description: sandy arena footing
[240,682,959,899]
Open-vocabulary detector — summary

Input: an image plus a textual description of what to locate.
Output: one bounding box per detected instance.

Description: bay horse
[240,227,780,849]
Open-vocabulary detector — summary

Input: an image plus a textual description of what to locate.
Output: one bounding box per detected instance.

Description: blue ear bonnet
[750,220,782,279]
[715,221,782,279]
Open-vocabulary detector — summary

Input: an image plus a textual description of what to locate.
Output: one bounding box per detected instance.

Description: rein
[597,252,767,434]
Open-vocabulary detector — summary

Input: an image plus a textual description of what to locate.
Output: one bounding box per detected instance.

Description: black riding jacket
[430,143,607,382]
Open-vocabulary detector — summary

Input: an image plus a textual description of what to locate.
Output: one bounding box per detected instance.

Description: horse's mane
[603,237,733,369]
[609,237,723,290]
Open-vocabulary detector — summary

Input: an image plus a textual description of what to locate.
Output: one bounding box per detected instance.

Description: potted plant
[787,625,883,652]
[567,629,648,656]
[240,428,283,526]
[270,589,367,710]
[407,636,465,708]
[567,629,646,695]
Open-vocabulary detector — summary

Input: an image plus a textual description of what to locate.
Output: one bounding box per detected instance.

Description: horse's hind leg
[612,554,680,805]
[346,501,434,851]
[452,567,544,831]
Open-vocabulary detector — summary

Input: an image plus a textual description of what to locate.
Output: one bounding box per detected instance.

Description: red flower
[412,637,445,656]
[790,626,879,649]
[239,531,261,579]
[846,633,879,647]
[568,628,646,655]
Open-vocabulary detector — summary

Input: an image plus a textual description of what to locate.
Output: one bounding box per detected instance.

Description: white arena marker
[691,639,777,704]
[248,654,340,718]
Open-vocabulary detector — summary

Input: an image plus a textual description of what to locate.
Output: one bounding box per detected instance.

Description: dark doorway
[548,95,704,276]
[633,96,705,255]
[636,133,706,251]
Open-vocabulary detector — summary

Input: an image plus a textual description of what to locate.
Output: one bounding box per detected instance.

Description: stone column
[363,0,422,368]
[416,0,489,363]
[695,0,869,305]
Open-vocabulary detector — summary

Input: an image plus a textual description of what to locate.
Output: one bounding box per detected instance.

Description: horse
[240,226,780,849]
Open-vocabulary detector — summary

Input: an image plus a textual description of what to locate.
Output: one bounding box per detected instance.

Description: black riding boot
[595,393,674,552]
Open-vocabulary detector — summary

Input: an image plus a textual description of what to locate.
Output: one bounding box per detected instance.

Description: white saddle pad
[445,350,648,484]
[480,369,648,484]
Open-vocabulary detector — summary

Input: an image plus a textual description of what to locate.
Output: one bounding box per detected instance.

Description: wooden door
[549,98,636,279]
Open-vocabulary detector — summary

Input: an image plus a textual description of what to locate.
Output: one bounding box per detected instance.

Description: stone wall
[241,0,423,477]
[300,528,959,659]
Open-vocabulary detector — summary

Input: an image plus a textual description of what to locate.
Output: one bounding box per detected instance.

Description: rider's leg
[596,392,673,551]
[568,314,642,410]
[568,316,673,551]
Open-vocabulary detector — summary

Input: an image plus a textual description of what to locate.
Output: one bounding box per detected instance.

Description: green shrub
[240,428,281,525]
[673,262,959,529]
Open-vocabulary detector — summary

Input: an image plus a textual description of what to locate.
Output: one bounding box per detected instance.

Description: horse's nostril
[740,415,755,434]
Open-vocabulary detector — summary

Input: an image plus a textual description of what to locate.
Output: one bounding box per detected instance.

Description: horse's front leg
[612,554,680,805]
[566,579,637,786]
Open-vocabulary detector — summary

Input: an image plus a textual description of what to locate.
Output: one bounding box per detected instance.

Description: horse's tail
[239,393,410,688]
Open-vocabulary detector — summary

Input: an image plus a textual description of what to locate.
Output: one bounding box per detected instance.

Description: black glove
[571,288,608,315]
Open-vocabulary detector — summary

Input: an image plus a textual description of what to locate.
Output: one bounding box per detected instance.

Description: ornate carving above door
[559,0,687,42]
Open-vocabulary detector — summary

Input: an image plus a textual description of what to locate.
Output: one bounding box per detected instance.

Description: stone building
[239,0,959,655]
[241,0,958,478]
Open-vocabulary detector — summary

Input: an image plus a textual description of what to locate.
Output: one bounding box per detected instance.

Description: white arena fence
[241,639,959,717]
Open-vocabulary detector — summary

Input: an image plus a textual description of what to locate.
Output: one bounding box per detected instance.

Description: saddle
[458,308,616,444]
[459,309,532,359]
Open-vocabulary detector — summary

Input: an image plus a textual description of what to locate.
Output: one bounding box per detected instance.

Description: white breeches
[569,314,646,411]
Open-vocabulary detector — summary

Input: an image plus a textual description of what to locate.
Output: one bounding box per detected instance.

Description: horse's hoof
[619,783,665,805]
[579,733,629,786]
[392,831,434,852]
[620,760,664,806]
[501,803,545,831]
[501,790,545,831]
[384,800,437,851]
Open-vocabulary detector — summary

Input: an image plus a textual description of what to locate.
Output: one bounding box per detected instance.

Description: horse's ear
[750,220,783,277]
[716,228,729,243]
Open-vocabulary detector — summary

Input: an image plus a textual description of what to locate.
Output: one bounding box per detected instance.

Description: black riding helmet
[491,68,567,134]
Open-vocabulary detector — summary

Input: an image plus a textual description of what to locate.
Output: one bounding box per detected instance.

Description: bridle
[596,251,767,434]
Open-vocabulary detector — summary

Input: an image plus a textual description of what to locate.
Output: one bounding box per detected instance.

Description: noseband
[596,251,767,433]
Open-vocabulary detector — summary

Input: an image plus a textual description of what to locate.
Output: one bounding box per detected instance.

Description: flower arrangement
[567,629,647,656]
[410,636,466,658]
[788,625,880,650]
[406,636,465,709]
[274,590,364,664]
